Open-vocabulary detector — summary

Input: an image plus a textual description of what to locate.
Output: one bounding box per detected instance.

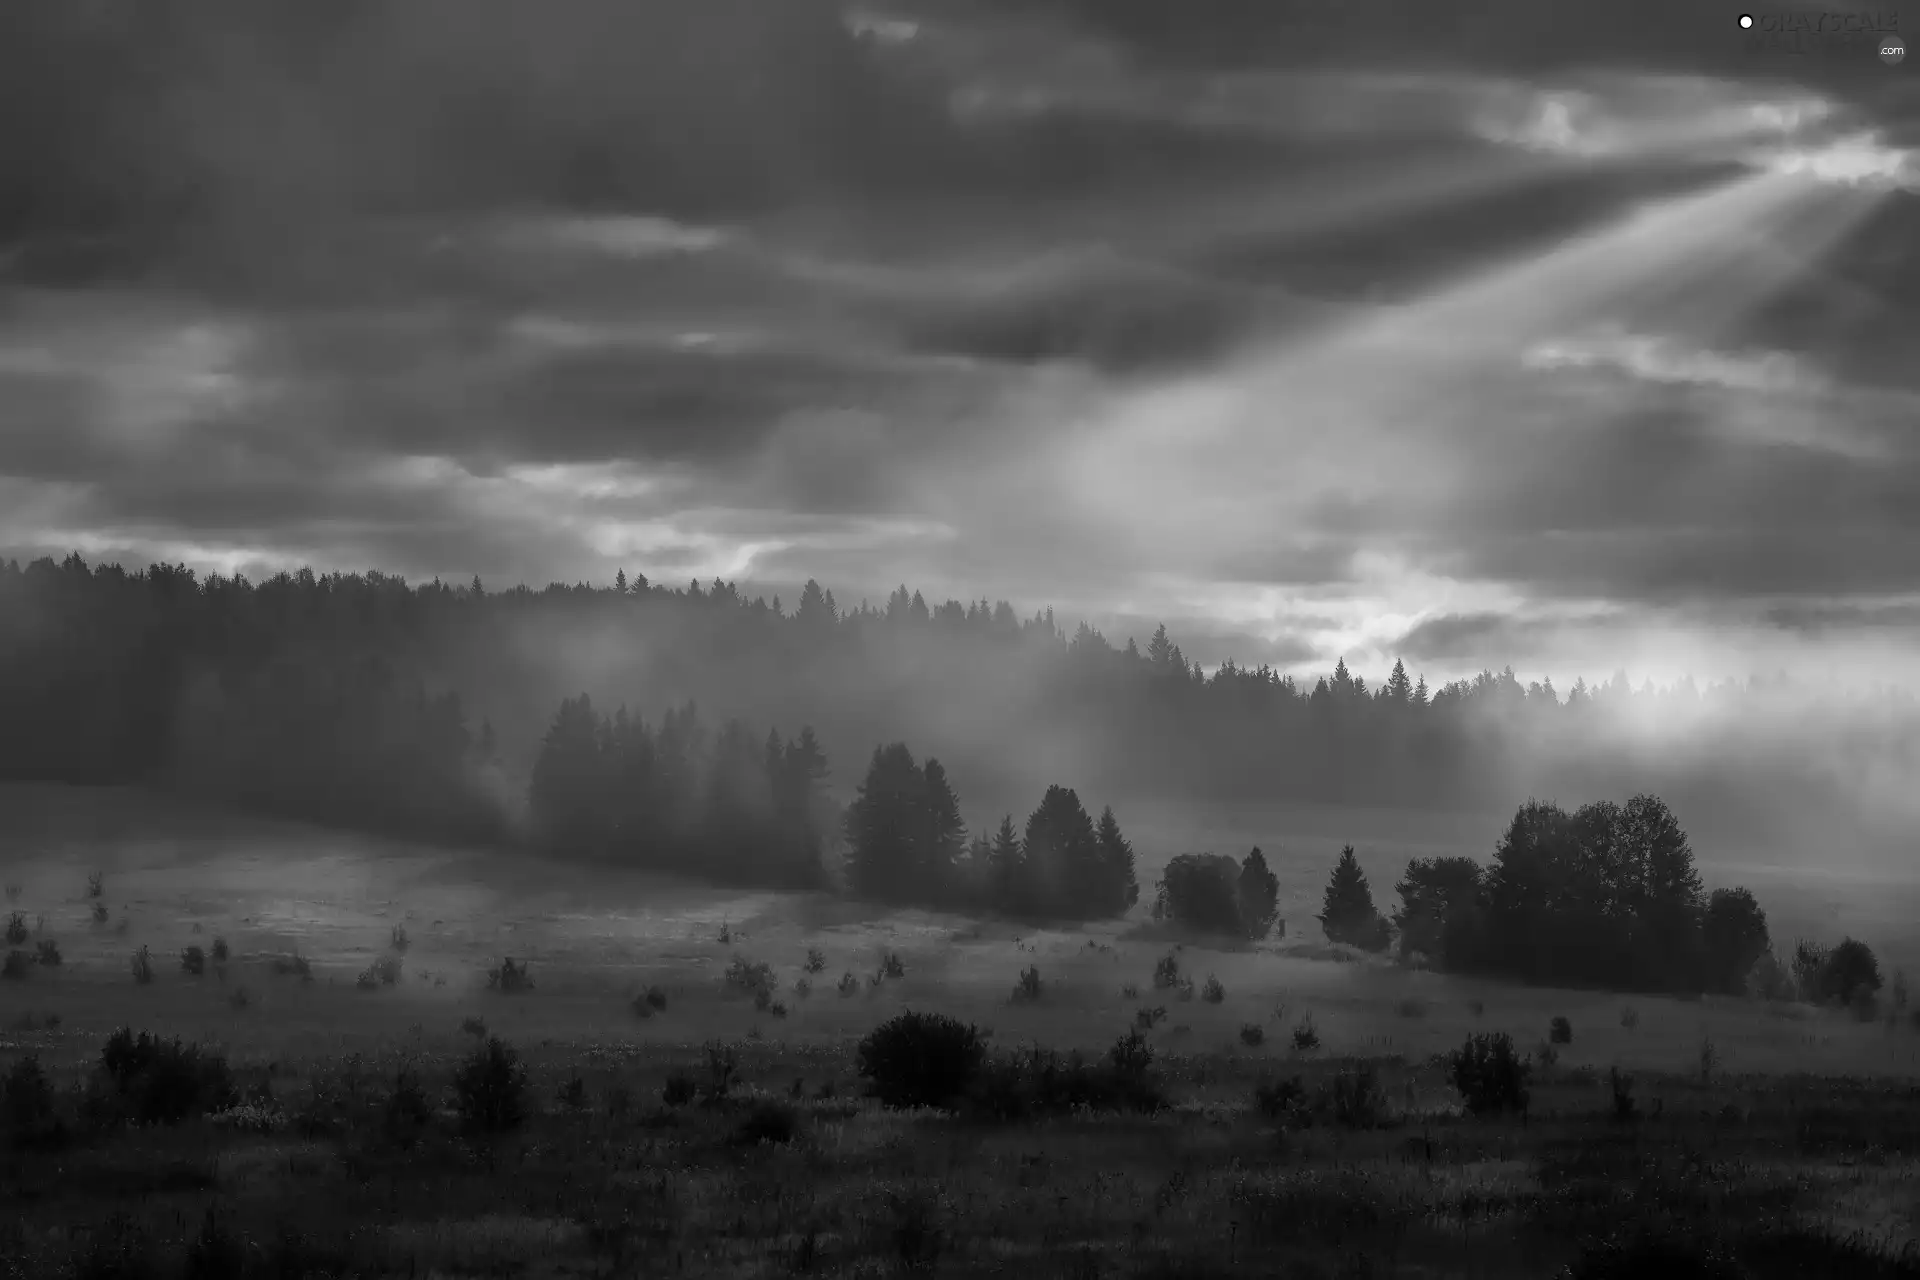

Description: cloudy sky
[3,0,1918,689]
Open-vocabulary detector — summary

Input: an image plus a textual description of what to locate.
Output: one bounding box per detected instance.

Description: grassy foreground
[3,1012,1920,1280]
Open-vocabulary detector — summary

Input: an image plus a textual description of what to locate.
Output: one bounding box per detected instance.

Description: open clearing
[2,785,1918,1278]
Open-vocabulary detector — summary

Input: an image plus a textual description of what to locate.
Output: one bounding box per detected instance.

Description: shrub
[837,971,860,997]
[272,952,315,982]
[3,1054,57,1138]
[725,955,775,998]
[1535,1040,1560,1070]
[1291,1014,1320,1052]
[452,1036,528,1132]
[86,871,104,899]
[879,950,906,980]
[33,938,59,967]
[661,1071,698,1107]
[369,954,401,986]
[1,884,15,903]
[1698,1036,1719,1086]
[181,945,206,977]
[1818,938,1883,1007]
[703,1042,739,1101]
[732,1099,799,1146]
[1322,1065,1387,1129]
[804,947,826,974]
[3,912,26,946]
[1153,953,1182,989]
[1467,999,1485,1017]
[1135,1005,1168,1031]
[460,1016,487,1038]
[1201,975,1225,1004]
[792,976,811,1000]
[1240,1022,1265,1047]
[1121,983,1141,999]
[1850,986,1880,1022]
[98,1028,236,1125]
[1549,1016,1573,1045]
[90,902,109,926]
[389,924,410,953]
[1012,965,1043,1003]
[130,946,154,985]
[487,957,533,992]
[1253,1074,1305,1120]
[557,1073,589,1111]
[1448,1032,1530,1115]
[766,1000,789,1019]
[227,986,253,1011]
[857,1011,986,1109]
[210,936,229,963]
[1619,1005,1640,1031]
[1608,1065,1637,1122]
[1,950,29,980]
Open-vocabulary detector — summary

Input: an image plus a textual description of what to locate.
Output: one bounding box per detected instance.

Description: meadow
[2,784,1918,1278]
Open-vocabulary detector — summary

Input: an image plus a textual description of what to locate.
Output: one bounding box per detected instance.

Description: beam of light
[1042,163,1896,581]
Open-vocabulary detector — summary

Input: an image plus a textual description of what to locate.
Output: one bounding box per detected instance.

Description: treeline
[842,743,1140,919]
[0,552,1902,866]
[525,696,833,889]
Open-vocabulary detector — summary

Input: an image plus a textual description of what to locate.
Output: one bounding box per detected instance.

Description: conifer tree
[1318,845,1389,951]
[1093,805,1141,915]
[1237,846,1280,940]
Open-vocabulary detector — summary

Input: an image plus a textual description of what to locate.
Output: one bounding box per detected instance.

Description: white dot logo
[1738,13,1754,28]
[1883,34,1907,65]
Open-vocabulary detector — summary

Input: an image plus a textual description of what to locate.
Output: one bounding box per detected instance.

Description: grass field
[2,785,1918,1277]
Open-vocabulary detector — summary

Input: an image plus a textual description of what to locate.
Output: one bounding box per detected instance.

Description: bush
[804,947,826,974]
[86,871,105,899]
[966,1033,1162,1121]
[732,1099,799,1146]
[725,955,775,998]
[1,949,29,980]
[1152,953,1182,989]
[1121,983,1141,999]
[1821,938,1883,1007]
[1608,1065,1637,1122]
[98,1028,236,1125]
[34,939,60,967]
[837,971,860,997]
[792,976,811,1000]
[3,912,26,946]
[390,924,410,953]
[210,937,229,963]
[661,1071,698,1107]
[487,957,533,993]
[1535,1039,1560,1070]
[1291,1014,1320,1052]
[857,1011,986,1109]
[130,946,154,985]
[1135,1005,1168,1031]
[703,1042,739,1101]
[1447,1032,1530,1116]
[1201,975,1225,1004]
[227,985,253,1011]
[879,950,906,980]
[1253,1074,1305,1120]
[1549,1016,1573,1045]
[91,902,110,926]
[1012,965,1042,1003]
[181,945,206,976]
[1619,1005,1640,1031]
[3,1054,57,1139]
[1322,1065,1387,1129]
[272,953,313,982]
[1240,1022,1265,1047]
[452,1036,528,1132]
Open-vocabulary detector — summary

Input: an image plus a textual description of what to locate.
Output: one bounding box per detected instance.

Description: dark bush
[1608,1065,1638,1122]
[1253,1074,1305,1120]
[1201,975,1225,1004]
[487,957,533,992]
[86,871,105,900]
[181,945,206,976]
[1135,1005,1168,1031]
[837,970,860,996]
[1240,1022,1265,1047]
[726,955,775,998]
[857,1011,986,1109]
[1820,938,1883,1007]
[210,937,230,963]
[732,1098,799,1145]
[98,1028,235,1125]
[1153,953,1182,989]
[1012,965,1042,1002]
[1447,1032,1530,1116]
[804,947,826,974]
[35,939,61,967]
[1,949,28,980]
[703,1041,739,1102]
[1291,1014,1321,1052]
[130,946,154,985]
[966,1032,1163,1121]
[1549,1016,1573,1045]
[2,1054,58,1141]
[452,1036,528,1132]
[879,950,906,980]
[4,912,27,946]
[1321,1065,1387,1129]
[661,1071,698,1107]
[384,1065,434,1140]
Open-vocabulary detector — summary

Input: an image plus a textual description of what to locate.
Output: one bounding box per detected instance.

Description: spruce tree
[987,814,1024,914]
[1318,845,1387,950]
[1237,846,1280,940]
[921,758,967,901]
[1093,805,1140,916]
[844,743,923,903]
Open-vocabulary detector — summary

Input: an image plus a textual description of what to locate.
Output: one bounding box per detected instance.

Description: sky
[2,0,1918,691]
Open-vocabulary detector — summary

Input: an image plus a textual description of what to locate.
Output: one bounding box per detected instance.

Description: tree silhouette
[1237,846,1280,940]
[1318,845,1389,951]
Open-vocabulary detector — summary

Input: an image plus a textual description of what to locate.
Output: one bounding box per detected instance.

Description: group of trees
[843,743,1140,920]
[526,696,831,889]
[1151,848,1280,941]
